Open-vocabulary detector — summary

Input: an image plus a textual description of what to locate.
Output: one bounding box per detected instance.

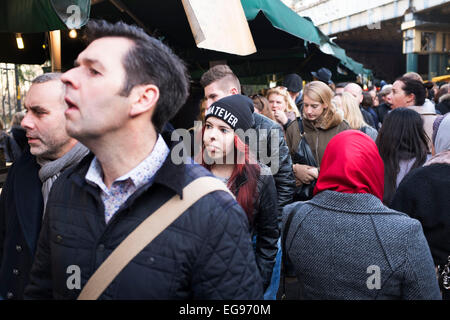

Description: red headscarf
[313,130,384,201]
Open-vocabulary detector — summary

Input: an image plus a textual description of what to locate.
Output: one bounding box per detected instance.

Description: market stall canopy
[317,27,372,76]
[0,0,90,32]
[242,0,324,46]
[0,0,370,78]
[0,0,90,64]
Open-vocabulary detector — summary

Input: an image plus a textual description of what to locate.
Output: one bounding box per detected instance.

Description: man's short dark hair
[397,76,426,106]
[84,20,190,132]
[199,65,241,93]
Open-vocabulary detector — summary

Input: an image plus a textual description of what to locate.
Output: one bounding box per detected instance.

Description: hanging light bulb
[69,29,78,39]
[16,33,24,49]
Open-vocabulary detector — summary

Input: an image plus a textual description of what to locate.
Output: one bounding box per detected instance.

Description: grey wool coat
[282,190,442,300]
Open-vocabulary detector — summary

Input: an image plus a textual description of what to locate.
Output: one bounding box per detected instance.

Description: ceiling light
[69,29,77,39]
[16,33,24,49]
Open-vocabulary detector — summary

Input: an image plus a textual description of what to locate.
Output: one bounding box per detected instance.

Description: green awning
[316,27,371,76]
[241,0,371,76]
[242,0,323,46]
[0,0,90,33]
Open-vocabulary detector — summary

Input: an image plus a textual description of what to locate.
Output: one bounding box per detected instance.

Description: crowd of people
[0,20,449,301]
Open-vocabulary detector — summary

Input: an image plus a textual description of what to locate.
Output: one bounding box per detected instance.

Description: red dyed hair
[201,127,260,223]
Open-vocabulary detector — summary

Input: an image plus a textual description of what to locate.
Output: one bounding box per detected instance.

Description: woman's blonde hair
[303,81,337,119]
[340,92,367,129]
[266,87,301,117]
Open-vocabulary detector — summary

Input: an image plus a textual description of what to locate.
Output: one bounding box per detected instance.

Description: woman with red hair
[282,130,440,300]
[201,94,280,298]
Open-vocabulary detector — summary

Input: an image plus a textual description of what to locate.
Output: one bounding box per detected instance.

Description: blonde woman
[285,81,350,200]
[266,87,301,128]
[340,92,378,141]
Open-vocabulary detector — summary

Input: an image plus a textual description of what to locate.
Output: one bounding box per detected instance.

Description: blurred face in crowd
[204,79,238,109]
[335,87,345,96]
[303,94,327,121]
[268,93,287,113]
[344,83,363,104]
[390,80,415,108]
[22,80,76,160]
[61,37,136,143]
[203,117,235,161]
[372,93,379,107]
[381,91,393,105]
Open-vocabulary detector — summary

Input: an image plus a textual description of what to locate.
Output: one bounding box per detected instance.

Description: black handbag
[291,119,318,201]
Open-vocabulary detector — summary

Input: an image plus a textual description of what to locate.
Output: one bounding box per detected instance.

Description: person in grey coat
[282,130,441,300]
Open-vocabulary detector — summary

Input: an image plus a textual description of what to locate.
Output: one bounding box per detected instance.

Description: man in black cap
[282,74,304,112]
[311,67,333,87]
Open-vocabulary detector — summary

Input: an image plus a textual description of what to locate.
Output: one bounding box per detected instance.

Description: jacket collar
[309,190,404,215]
[303,107,343,131]
[68,132,184,198]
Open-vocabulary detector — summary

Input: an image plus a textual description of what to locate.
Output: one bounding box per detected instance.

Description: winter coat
[360,125,378,141]
[0,151,44,300]
[302,112,350,166]
[283,191,441,300]
[251,113,295,207]
[377,103,391,123]
[24,139,263,300]
[233,164,280,290]
[392,163,450,267]
[361,106,378,129]
[285,115,350,166]
[360,106,377,129]
[282,130,441,300]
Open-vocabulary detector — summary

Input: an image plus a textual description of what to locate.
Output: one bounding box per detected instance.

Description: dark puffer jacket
[233,164,280,290]
[251,113,295,208]
[24,149,263,299]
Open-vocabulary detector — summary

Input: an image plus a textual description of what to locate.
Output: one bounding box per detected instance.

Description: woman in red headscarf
[281,130,440,300]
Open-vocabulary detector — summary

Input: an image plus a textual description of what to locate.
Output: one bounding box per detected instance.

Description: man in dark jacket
[24,20,262,300]
[200,65,295,208]
[0,73,88,300]
[376,85,393,124]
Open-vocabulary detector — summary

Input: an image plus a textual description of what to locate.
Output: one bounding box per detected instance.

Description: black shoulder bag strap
[297,117,304,135]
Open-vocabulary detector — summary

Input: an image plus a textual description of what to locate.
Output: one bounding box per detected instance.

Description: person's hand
[293,164,318,185]
[273,110,288,126]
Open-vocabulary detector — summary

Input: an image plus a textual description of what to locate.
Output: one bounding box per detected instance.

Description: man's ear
[230,87,239,95]
[129,84,159,117]
[406,93,416,105]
